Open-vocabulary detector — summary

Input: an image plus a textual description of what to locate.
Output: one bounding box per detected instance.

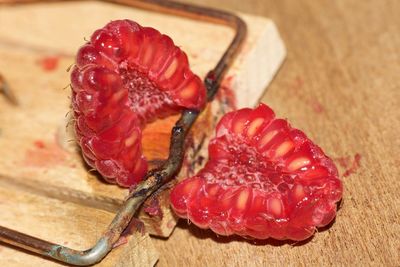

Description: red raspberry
[71,20,206,187]
[170,103,342,240]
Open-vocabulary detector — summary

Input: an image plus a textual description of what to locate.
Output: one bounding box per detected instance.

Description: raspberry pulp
[71,20,206,187]
[170,103,342,240]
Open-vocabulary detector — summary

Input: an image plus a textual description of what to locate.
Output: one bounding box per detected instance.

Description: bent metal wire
[0,0,247,265]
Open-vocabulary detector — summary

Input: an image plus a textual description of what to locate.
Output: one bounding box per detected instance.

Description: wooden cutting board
[0,1,285,266]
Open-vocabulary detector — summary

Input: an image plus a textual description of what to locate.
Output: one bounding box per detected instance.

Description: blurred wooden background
[153,0,400,266]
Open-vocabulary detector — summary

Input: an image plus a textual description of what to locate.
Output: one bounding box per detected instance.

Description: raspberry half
[170,103,342,240]
[71,20,206,187]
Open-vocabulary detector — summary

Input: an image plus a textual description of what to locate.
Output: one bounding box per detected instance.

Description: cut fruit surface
[170,103,342,240]
[71,20,206,187]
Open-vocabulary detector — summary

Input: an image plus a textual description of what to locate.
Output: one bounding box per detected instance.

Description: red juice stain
[69,163,77,168]
[112,236,128,249]
[334,153,362,177]
[33,140,45,149]
[309,99,325,113]
[120,218,145,238]
[336,156,351,168]
[216,75,237,111]
[144,198,163,218]
[288,76,325,114]
[190,52,198,59]
[290,76,304,94]
[343,153,362,177]
[24,139,68,168]
[36,56,59,72]
[167,218,176,229]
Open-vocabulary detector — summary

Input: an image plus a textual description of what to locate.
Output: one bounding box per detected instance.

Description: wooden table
[0,0,398,266]
[152,0,400,266]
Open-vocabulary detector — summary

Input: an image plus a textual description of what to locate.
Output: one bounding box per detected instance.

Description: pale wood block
[0,0,285,251]
[229,14,286,108]
[0,185,158,267]
[100,232,159,267]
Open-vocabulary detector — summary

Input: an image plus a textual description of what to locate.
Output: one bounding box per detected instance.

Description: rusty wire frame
[0,0,247,265]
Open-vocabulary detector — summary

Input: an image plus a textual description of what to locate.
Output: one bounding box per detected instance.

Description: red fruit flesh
[71,20,206,187]
[170,103,342,240]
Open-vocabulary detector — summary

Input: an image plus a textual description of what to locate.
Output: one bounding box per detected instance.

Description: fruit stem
[0,0,247,265]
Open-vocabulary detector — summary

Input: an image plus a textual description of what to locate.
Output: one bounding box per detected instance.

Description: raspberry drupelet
[170,103,342,241]
[71,20,206,187]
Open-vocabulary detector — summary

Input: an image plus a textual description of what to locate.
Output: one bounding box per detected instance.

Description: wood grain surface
[0,0,398,266]
[0,1,285,266]
[152,0,400,266]
[0,186,159,267]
